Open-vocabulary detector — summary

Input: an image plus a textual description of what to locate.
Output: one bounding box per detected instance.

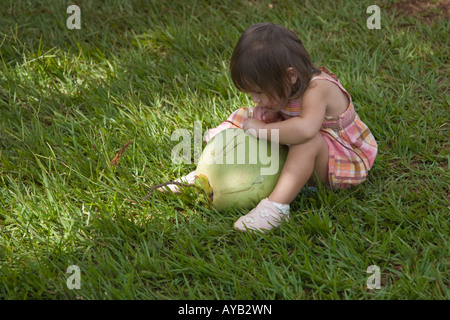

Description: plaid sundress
[204,67,378,189]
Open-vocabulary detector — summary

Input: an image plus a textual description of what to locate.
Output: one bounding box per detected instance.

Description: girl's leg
[268,132,329,204]
[234,133,329,232]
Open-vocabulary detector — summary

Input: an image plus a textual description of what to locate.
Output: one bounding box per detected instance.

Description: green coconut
[195,128,288,211]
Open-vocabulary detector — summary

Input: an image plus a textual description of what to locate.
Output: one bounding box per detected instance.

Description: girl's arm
[245,84,327,145]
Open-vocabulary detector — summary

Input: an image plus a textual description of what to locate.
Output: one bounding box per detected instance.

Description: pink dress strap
[309,75,352,105]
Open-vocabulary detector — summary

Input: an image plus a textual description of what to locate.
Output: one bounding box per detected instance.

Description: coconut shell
[195,128,288,211]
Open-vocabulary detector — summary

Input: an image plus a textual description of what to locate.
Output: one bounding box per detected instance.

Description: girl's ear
[286,67,298,85]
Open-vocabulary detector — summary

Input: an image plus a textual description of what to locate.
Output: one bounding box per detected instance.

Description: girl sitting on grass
[163,22,378,233]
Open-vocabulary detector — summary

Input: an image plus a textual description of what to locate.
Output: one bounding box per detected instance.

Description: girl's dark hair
[230,22,320,108]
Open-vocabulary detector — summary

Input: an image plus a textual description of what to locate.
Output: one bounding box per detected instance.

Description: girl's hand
[253,106,282,124]
[243,118,266,138]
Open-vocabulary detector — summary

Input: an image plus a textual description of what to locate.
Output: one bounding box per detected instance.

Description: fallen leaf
[111,139,133,166]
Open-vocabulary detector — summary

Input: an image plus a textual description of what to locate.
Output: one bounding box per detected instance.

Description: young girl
[163,22,377,233]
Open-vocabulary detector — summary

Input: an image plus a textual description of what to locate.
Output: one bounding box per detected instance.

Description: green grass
[0,0,448,300]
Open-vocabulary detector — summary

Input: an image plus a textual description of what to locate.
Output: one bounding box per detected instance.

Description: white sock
[270,200,290,215]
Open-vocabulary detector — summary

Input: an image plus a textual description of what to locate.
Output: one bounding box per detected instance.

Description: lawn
[0,0,448,300]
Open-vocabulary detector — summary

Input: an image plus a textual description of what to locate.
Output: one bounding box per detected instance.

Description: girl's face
[246,68,298,112]
[248,90,282,112]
